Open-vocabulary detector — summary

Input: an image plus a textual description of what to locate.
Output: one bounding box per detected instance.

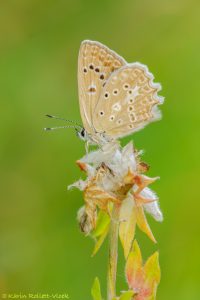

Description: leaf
[143,252,161,289]
[125,240,161,300]
[92,211,110,238]
[119,290,134,300]
[91,277,102,300]
[135,206,156,243]
[92,223,109,256]
[125,240,143,288]
[119,196,136,259]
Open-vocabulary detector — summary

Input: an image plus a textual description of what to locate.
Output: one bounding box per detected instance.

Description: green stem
[107,204,120,300]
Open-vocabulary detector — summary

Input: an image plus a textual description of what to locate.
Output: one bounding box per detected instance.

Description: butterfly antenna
[44,125,80,131]
[45,114,82,128]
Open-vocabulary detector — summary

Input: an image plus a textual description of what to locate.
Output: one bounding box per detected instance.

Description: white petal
[68,179,87,191]
[141,187,163,222]
[85,164,96,178]
[80,142,120,167]
[121,141,137,172]
[107,142,137,178]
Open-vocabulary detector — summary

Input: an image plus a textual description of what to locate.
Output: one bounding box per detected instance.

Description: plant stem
[107,204,120,300]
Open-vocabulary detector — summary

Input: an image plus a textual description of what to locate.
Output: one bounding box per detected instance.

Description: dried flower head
[68,141,163,258]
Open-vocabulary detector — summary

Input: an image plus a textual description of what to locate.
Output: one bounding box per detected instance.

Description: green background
[0,0,199,299]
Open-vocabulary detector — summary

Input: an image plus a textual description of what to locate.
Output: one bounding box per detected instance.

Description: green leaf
[91,277,102,300]
[119,290,134,300]
[143,251,161,288]
[92,223,109,256]
[92,211,110,238]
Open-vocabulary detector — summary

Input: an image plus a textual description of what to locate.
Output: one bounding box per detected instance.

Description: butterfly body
[76,127,114,146]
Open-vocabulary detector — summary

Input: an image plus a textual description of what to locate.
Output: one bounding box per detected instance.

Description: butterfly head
[76,127,88,141]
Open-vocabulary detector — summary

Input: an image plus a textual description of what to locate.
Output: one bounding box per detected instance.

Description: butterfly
[45,40,164,147]
[77,40,163,145]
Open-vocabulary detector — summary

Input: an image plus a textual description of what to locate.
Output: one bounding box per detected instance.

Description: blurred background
[0,0,200,299]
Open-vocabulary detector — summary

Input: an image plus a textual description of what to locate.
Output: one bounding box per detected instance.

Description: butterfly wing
[93,63,164,139]
[78,40,126,134]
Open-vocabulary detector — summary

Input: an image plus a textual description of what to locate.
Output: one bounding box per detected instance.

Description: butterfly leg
[85,141,90,154]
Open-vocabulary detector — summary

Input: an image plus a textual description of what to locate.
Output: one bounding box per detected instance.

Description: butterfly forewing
[93,63,163,139]
[78,40,126,134]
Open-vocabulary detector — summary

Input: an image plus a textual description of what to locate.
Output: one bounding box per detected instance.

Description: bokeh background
[0,0,200,299]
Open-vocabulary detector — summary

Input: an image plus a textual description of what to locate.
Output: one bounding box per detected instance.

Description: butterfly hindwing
[78,40,126,134]
[93,63,163,139]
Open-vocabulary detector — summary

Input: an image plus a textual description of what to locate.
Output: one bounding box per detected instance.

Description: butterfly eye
[99,111,104,116]
[100,74,105,80]
[95,67,100,72]
[83,67,87,73]
[89,64,94,70]
[80,129,85,137]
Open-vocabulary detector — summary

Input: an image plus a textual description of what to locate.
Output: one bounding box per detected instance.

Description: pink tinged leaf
[119,196,136,259]
[126,241,161,300]
[125,240,144,290]
[134,288,152,300]
[135,206,156,243]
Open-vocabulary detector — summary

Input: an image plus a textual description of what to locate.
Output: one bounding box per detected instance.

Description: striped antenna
[44,125,80,131]
[45,114,82,128]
